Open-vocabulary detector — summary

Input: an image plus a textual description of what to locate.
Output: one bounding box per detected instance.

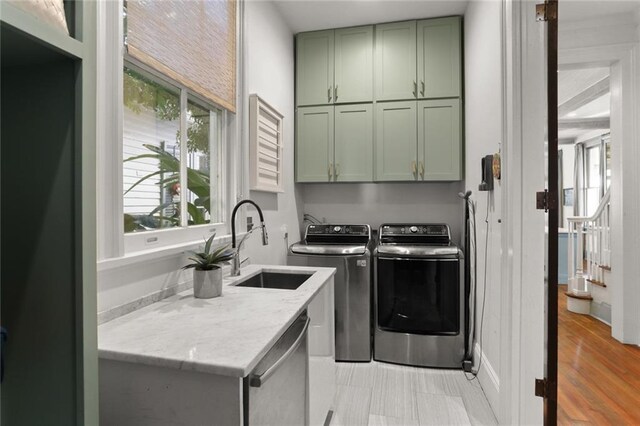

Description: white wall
[241,0,302,265]
[463,0,503,413]
[300,183,464,244]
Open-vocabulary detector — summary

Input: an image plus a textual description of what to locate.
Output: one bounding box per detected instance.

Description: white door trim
[500,1,546,424]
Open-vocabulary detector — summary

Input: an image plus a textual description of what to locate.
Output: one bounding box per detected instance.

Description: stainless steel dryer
[374,224,465,368]
[288,224,373,362]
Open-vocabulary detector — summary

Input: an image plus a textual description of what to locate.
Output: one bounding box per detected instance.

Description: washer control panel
[305,224,371,244]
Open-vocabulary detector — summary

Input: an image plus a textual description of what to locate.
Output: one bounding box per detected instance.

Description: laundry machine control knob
[410,226,418,233]
[333,226,342,233]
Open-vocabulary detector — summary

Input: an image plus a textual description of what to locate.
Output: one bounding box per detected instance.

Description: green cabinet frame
[296,104,373,182]
[417,17,462,99]
[334,104,373,181]
[374,21,417,101]
[375,99,462,181]
[296,106,334,182]
[375,101,418,181]
[1,1,98,424]
[334,26,373,104]
[418,99,462,181]
[296,30,334,106]
[296,26,373,106]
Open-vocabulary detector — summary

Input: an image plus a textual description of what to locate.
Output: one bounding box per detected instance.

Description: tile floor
[330,361,497,426]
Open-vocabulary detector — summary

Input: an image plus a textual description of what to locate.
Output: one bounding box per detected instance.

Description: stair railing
[566,187,611,297]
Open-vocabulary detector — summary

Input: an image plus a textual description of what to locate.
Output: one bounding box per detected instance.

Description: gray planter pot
[193,268,223,299]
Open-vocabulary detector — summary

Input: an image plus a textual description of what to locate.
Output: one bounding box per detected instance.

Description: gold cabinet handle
[334,85,338,101]
[420,81,425,97]
[419,161,425,179]
[328,87,332,103]
[413,81,417,98]
[411,161,417,176]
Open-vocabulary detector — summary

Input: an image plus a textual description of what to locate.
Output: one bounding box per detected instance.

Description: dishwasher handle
[249,315,310,388]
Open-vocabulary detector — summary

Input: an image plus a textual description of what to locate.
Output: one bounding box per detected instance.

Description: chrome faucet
[231,200,269,276]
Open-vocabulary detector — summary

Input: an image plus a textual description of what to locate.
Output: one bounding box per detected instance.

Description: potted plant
[183,234,234,299]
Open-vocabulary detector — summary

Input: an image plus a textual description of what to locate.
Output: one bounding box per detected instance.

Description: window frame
[122,57,230,254]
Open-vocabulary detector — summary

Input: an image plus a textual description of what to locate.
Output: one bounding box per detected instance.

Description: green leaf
[187,202,206,225]
[204,233,215,255]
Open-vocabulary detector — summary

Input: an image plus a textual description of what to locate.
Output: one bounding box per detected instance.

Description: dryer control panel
[379,223,451,245]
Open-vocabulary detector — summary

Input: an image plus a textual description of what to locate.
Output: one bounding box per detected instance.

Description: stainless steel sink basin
[235,272,312,290]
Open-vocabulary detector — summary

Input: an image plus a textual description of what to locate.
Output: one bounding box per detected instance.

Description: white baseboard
[474,343,500,418]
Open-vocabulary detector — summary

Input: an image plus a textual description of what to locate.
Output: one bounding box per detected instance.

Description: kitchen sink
[234,271,312,290]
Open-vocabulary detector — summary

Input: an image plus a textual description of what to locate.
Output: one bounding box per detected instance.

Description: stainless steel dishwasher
[243,312,310,426]
[288,224,373,362]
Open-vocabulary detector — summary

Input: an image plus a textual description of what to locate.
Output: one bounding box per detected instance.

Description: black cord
[303,213,322,224]
[465,192,490,381]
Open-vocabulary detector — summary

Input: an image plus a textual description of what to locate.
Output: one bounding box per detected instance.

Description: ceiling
[273,0,468,33]
[560,0,640,23]
[558,67,610,143]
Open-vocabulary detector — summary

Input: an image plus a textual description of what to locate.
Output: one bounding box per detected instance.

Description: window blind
[126,0,237,112]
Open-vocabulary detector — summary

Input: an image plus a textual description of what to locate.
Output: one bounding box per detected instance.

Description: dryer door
[377,257,460,335]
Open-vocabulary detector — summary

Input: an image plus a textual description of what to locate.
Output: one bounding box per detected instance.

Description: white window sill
[98,233,246,272]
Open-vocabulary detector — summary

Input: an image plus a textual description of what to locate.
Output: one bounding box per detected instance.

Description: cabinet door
[334,26,373,103]
[418,99,462,181]
[375,101,417,181]
[417,17,461,99]
[334,104,373,182]
[374,21,417,101]
[296,30,334,106]
[296,106,334,182]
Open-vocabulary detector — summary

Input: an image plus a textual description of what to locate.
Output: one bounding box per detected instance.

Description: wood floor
[558,285,640,424]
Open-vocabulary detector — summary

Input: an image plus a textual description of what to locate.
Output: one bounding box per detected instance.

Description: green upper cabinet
[296,106,334,182]
[375,21,417,101]
[297,104,374,182]
[334,26,373,103]
[334,104,373,181]
[375,101,417,181]
[294,17,464,183]
[417,17,462,99]
[296,30,334,106]
[418,99,462,180]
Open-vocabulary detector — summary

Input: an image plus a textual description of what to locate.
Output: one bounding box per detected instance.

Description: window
[95,0,238,260]
[582,135,610,217]
[585,144,600,216]
[123,68,181,232]
[122,64,224,235]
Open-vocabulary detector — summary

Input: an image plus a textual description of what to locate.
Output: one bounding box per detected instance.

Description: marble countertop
[98,264,335,378]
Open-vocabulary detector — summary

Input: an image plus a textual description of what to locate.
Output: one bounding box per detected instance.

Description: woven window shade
[127,0,236,112]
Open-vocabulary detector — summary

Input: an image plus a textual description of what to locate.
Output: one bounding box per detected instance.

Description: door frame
[499,1,547,423]
[501,3,640,424]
